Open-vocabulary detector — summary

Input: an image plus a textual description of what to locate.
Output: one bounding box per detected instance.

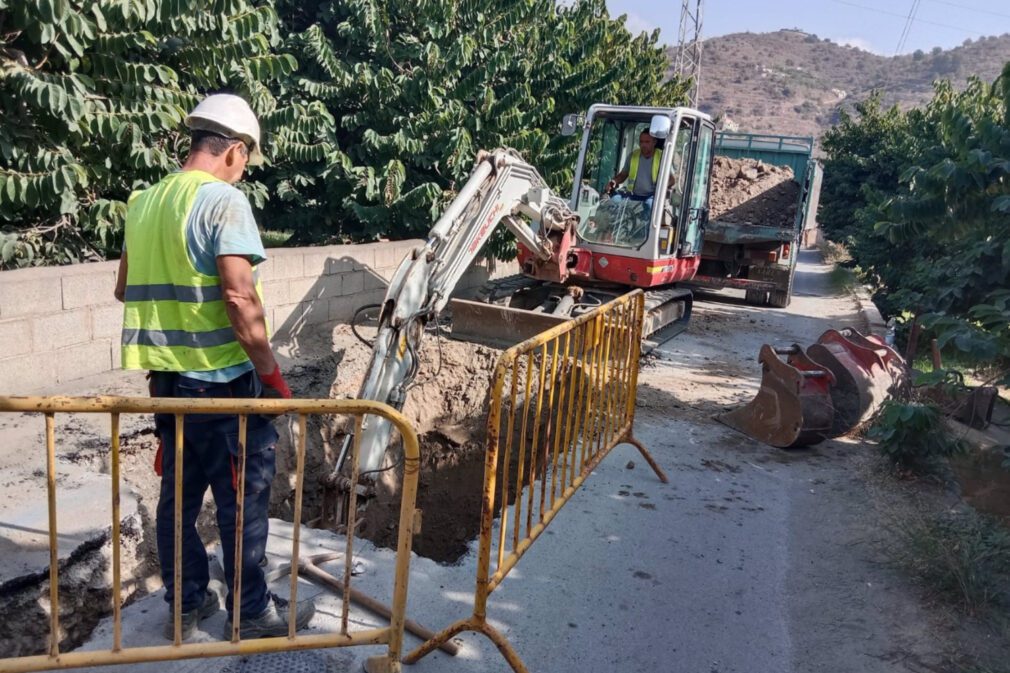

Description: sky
[607,0,1010,55]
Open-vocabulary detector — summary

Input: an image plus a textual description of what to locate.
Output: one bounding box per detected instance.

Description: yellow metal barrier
[405,290,667,672]
[0,396,420,673]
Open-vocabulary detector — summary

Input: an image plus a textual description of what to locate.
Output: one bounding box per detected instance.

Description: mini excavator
[333,105,717,479]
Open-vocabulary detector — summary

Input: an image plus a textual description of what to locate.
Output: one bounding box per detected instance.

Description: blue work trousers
[150,370,279,618]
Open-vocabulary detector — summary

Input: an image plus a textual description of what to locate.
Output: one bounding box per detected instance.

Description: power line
[827,0,985,35]
[924,0,1010,21]
[894,0,921,56]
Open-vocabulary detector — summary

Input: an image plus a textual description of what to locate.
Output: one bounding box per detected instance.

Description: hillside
[679,29,1010,140]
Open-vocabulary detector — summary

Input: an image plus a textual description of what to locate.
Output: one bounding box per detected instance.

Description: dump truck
[689,132,823,308]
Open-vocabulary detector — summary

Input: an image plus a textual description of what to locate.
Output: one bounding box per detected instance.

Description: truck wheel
[744,289,767,306]
[767,273,794,308]
[767,288,791,308]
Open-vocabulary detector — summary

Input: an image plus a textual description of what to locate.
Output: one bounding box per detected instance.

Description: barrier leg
[403,617,474,664]
[403,616,530,673]
[364,653,400,673]
[477,620,530,673]
[625,434,668,483]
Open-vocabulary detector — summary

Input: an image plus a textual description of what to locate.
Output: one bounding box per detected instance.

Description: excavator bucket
[721,327,909,449]
[806,328,908,435]
[718,344,836,448]
[449,298,571,349]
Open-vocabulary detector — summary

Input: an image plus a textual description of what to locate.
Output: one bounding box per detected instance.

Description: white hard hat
[184,94,264,166]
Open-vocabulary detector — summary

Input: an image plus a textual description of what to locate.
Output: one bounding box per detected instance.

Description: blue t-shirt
[182,181,267,383]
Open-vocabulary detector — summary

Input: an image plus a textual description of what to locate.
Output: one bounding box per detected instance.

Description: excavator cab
[567,105,714,287]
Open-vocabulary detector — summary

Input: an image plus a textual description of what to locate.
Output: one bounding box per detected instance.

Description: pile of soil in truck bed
[708,155,801,229]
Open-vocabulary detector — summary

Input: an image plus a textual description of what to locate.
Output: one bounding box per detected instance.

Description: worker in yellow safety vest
[606,128,666,197]
[114,94,314,642]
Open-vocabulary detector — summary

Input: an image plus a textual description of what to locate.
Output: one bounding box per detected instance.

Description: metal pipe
[626,295,645,426]
[570,320,593,488]
[342,417,363,636]
[512,351,535,551]
[549,331,571,509]
[583,315,607,472]
[556,327,581,503]
[496,358,519,573]
[526,344,549,536]
[173,414,184,646]
[0,397,420,421]
[605,308,629,446]
[603,313,620,450]
[1,630,392,673]
[294,556,459,656]
[539,337,561,522]
[477,357,508,619]
[386,407,421,670]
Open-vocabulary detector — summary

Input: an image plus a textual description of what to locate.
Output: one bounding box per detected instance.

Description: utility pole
[674,0,704,107]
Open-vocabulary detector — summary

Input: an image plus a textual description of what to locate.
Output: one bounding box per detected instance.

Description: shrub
[868,400,964,473]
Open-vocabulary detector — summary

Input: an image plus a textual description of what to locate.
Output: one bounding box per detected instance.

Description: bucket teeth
[719,328,908,449]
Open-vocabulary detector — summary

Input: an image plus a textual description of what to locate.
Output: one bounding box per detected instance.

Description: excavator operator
[606,128,664,198]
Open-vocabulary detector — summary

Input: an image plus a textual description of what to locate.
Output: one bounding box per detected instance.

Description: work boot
[223,593,315,640]
[163,590,220,641]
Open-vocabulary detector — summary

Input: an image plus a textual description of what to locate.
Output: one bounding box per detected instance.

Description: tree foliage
[260,0,687,257]
[819,63,1010,377]
[0,0,303,268]
[1,0,684,268]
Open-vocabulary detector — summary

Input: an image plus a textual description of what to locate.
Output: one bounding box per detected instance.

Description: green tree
[819,63,1010,377]
[272,0,686,255]
[878,66,1010,372]
[0,0,302,268]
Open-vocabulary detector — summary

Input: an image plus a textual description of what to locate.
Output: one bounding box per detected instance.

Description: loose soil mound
[275,325,502,564]
[709,155,800,228]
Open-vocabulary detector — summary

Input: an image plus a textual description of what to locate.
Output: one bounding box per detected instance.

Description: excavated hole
[0,423,160,658]
[273,326,606,565]
[274,325,504,564]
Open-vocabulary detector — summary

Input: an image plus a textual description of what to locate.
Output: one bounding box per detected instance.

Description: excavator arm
[335,148,578,477]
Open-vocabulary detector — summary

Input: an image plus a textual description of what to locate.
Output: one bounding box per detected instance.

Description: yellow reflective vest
[626,148,662,186]
[121,170,260,372]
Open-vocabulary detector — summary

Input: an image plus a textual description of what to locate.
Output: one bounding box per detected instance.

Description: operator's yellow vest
[121,170,260,372]
[627,148,662,184]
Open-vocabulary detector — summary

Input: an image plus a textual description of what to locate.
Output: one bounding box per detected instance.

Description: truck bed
[703,219,797,246]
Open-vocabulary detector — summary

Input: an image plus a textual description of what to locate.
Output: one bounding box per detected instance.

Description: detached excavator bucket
[806,328,908,436]
[718,344,836,448]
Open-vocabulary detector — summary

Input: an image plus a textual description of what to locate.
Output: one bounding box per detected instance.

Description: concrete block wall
[0,240,515,394]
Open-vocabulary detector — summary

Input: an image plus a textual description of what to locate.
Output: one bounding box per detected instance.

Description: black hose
[351,304,382,348]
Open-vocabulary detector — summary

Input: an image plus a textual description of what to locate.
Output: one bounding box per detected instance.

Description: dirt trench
[274,325,503,564]
[0,425,161,658]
